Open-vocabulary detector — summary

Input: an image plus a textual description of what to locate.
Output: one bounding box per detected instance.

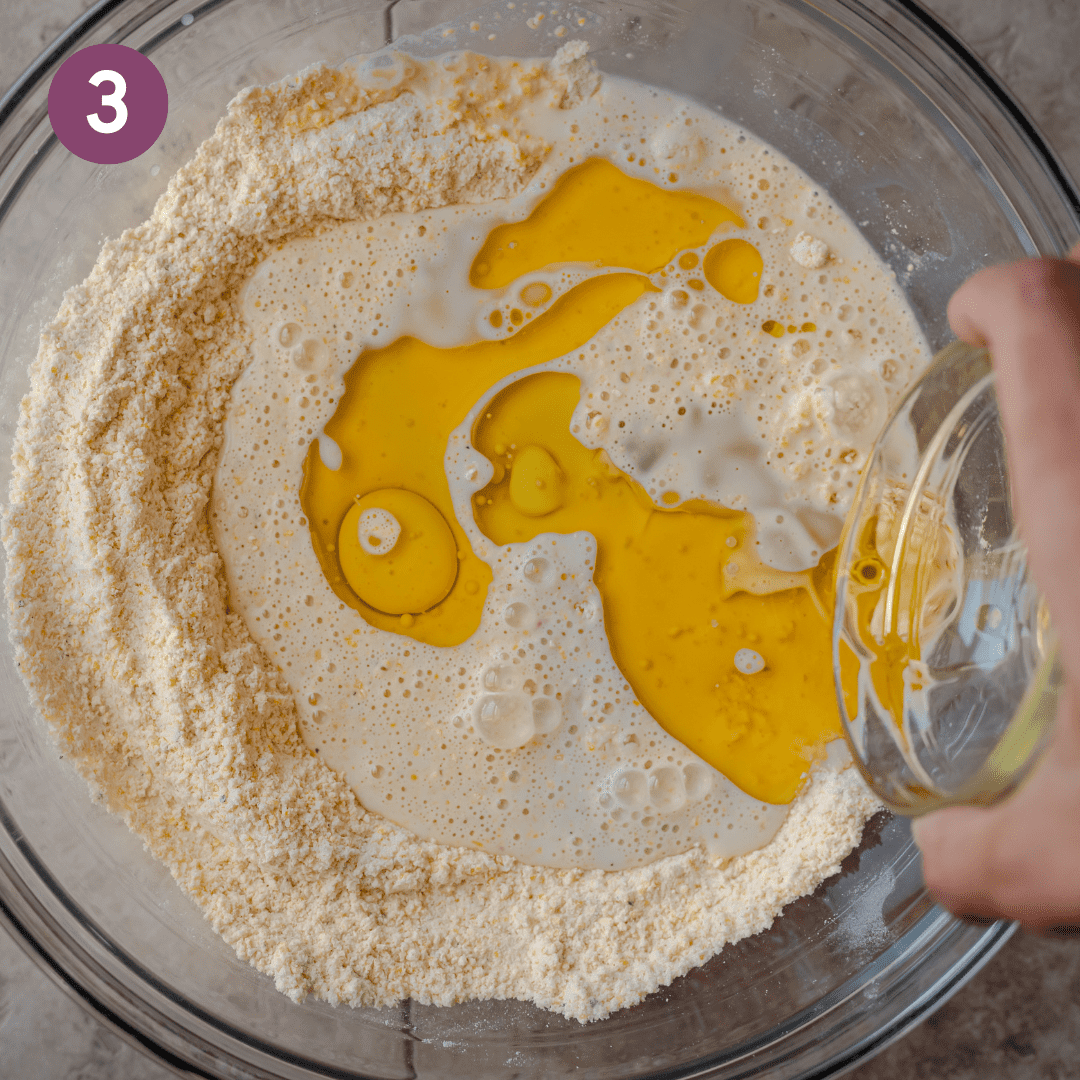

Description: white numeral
[86,69,128,134]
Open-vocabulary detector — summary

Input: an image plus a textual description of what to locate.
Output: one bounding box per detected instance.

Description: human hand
[912,243,1080,931]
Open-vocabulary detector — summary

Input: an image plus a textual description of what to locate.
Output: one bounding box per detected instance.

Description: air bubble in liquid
[648,765,687,813]
[278,322,302,348]
[474,694,534,749]
[683,762,714,802]
[482,664,518,692]
[504,601,532,629]
[297,338,329,370]
[523,556,552,585]
[611,767,649,811]
[531,696,562,734]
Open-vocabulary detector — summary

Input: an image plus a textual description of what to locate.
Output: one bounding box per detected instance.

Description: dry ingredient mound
[2,45,878,1021]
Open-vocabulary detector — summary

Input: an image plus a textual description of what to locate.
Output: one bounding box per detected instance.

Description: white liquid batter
[212,57,927,872]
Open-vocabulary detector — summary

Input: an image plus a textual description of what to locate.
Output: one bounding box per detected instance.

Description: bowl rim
[0,849,1018,1080]
[0,0,1071,1076]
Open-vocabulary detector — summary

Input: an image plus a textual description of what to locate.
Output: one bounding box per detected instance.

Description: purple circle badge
[48,44,168,165]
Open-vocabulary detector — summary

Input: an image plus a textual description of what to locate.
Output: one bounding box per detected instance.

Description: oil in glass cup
[833,341,1063,815]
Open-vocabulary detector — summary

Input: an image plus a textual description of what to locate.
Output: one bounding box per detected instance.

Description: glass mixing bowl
[0,1,1076,1077]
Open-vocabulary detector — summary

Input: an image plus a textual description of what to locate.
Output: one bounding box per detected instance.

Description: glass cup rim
[0,1,1077,1077]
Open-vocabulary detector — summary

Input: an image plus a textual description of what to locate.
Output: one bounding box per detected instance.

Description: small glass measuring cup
[833,341,1063,815]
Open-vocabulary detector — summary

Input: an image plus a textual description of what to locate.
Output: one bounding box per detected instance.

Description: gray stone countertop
[0,1,1077,1077]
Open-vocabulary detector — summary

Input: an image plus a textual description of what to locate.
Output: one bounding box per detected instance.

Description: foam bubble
[504,601,533,628]
[648,765,687,812]
[482,663,518,691]
[523,556,552,585]
[612,767,649,810]
[357,507,401,555]
[213,62,926,871]
[474,693,535,749]
[734,648,766,675]
[683,762,713,801]
[532,696,563,734]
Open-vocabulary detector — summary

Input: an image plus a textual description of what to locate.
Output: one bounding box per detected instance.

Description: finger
[1071,240,1080,263]
[946,259,1080,684]
[912,807,1008,921]
[913,730,1080,929]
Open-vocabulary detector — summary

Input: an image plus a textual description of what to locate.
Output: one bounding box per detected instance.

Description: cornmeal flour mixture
[4,43,894,1020]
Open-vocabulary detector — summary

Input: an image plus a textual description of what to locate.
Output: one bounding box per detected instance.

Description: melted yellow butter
[301,272,652,646]
[840,514,903,727]
[471,372,839,804]
[470,157,742,288]
[301,155,841,804]
[842,492,958,742]
[338,489,458,616]
[703,238,764,304]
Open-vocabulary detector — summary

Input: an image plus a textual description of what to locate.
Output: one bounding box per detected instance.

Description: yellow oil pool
[300,157,842,804]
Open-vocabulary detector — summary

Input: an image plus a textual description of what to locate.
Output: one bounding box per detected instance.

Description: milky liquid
[212,58,928,870]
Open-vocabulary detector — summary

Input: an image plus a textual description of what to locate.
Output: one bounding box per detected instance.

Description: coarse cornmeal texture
[3,43,879,1021]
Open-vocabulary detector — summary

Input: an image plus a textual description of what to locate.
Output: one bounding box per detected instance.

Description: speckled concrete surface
[0,2,1077,1078]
